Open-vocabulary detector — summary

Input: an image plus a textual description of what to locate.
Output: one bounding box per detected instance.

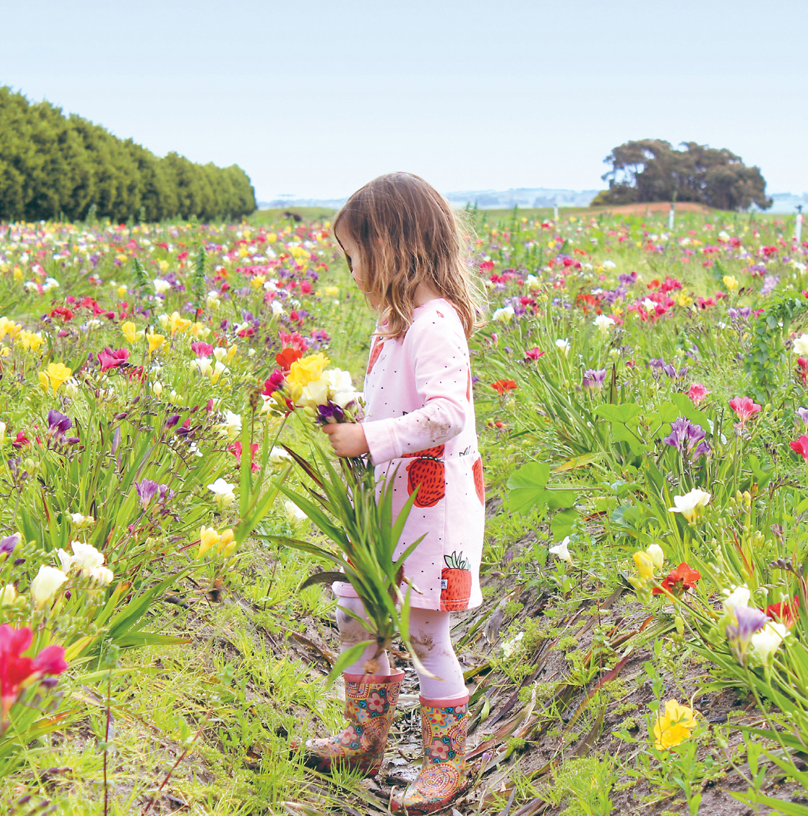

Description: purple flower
[663,417,710,459]
[728,306,752,323]
[582,368,607,389]
[165,414,181,429]
[134,479,160,509]
[46,410,73,440]
[662,364,689,380]
[317,403,345,424]
[0,533,21,555]
[797,407,808,426]
[649,357,666,369]
[726,606,769,664]
[761,275,780,296]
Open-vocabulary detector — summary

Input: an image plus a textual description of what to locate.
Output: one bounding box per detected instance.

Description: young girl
[307,172,485,814]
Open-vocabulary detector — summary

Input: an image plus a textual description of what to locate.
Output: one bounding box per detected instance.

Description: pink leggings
[336,596,466,699]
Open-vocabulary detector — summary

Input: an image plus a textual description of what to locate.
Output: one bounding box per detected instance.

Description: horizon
[2,1,808,203]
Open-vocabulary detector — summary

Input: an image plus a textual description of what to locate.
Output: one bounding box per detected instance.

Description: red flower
[479,261,495,273]
[791,435,808,463]
[491,379,517,395]
[525,347,545,361]
[797,358,808,386]
[299,281,312,294]
[262,368,286,396]
[50,306,74,322]
[0,625,68,722]
[653,562,702,596]
[11,431,30,449]
[729,396,762,424]
[763,596,799,628]
[276,347,303,371]
[98,347,130,371]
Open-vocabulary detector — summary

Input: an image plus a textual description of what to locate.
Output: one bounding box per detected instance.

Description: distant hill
[260,188,808,215]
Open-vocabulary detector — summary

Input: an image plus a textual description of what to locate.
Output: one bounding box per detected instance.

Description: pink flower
[0,625,68,723]
[525,347,545,361]
[191,342,214,357]
[97,347,129,371]
[791,435,808,463]
[729,396,762,425]
[688,383,710,405]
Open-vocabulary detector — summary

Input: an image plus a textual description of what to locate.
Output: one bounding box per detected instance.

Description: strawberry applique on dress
[440,551,472,611]
[472,456,484,505]
[403,445,446,508]
[367,336,386,375]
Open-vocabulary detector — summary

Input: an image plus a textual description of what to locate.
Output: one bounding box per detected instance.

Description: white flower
[501,631,524,658]
[206,291,220,309]
[64,378,80,399]
[492,306,515,323]
[152,381,164,397]
[208,478,235,506]
[70,512,95,528]
[750,621,789,664]
[88,566,114,585]
[213,347,227,362]
[56,548,73,573]
[218,410,242,441]
[642,298,657,313]
[525,274,539,287]
[549,536,572,563]
[298,377,330,409]
[191,357,213,377]
[668,488,711,522]
[325,369,361,408]
[269,446,291,465]
[0,584,16,606]
[794,334,808,355]
[555,338,570,356]
[602,260,616,270]
[153,278,171,294]
[646,544,664,570]
[31,565,68,606]
[70,541,106,573]
[157,313,170,329]
[0,421,5,444]
[593,314,615,335]
[722,584,751,615]
[271,300,284,316]
[285,500,307,523]
[718,230,731,241]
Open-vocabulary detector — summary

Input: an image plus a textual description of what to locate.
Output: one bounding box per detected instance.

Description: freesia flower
[208,478,236,508]
[46,410,73,441]
[722,584,751,615]
[491,379,517,396]
[269,446,291,465]
[750,621,789,665]
[121,321,144,344]
[524,347,545,361]
[98,347,129,371]
[30,566,68,606]
[633,550,655,580]
[287,352,329,388]
[653,699,698,750]
[492,306,515,322]
[790,435,808,463]
[582,368,607,389]
[796,407,808,426]
[593,314,615,335]
[729,396,761,425]
[764,596,799,628]
[722,275,739,291]
[668,489,711,522]
[653,562,702,596]
[726,606,768,663]
[134,479,160,509]
[793,333,808,355]
[146,333,165,355]
[285,500,307,523]
[549,537,572,563]
[0,585,16,606]
[555,338,570,356]
[218,411,242,441]
[198,526,221,557]
[0,534,20,555]
[217,528,236,557]
[39,362,73,393]
[646,544,664,569]
[0,625,68,722]
[191,341,214,357]
[153,278,170,294]
[168,311,191,335]
[688,383,710,405]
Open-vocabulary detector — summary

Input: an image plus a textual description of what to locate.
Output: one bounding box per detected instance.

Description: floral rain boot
[305,669,404,776]
[392,693,469,814]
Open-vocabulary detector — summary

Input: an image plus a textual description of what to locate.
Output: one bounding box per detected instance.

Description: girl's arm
[361,316,469,465]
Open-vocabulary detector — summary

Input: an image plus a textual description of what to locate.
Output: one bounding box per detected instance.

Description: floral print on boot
[392,693,469,814]
[305,670,404,776]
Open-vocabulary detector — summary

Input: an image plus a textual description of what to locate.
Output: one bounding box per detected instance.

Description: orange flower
[491,379,517,395]
[653,562,701,596]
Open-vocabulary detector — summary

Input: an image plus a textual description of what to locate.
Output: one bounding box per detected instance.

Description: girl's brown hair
[333,172,485,339]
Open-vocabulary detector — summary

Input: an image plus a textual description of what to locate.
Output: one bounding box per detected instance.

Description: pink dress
[333,298,485,611]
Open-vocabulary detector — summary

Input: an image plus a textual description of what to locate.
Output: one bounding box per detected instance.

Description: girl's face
[338,229,379,308]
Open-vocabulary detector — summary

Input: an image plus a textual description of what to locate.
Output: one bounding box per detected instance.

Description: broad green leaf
[593,403,642,424]
[507,462,550,515]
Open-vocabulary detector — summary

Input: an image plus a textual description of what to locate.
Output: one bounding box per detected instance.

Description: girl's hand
[321,423,370,457]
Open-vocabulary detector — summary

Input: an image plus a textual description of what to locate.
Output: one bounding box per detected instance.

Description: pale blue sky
[2,0,807,201]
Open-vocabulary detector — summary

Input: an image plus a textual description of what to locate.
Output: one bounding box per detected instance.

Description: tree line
[592,139,772,211]
[0,87,256,222]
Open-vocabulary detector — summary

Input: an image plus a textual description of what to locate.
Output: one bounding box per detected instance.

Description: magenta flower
[791,435,808,463]
[191,342,214,357]
[524,347,545,361]
[729,396,761,425]
[688,383,710,405]
[98,347,130,371]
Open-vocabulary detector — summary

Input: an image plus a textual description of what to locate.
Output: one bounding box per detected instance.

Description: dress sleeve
[362,313,469,465]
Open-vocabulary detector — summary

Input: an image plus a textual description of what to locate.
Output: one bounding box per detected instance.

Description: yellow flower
[653,699,698,750]
[169,311,192,336]
[217,529,236,557]
[40,362,73,392]
[0,317,21,341]
[251,275,267,289]
[287,352,330,388]
[226,344,238,363]
[722,275,739,291]
[676,293,693,307]
[322,286,339,297]
[189,322,210,338]
[117,284,128,298]
[147,333,165,355]
[158,259,169,272]
[121,321,144,343]
[198,526,221,558]
[16,330,43,351]
[633,551,655,581]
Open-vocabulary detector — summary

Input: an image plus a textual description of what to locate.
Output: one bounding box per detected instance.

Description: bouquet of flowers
[260,333,426,679]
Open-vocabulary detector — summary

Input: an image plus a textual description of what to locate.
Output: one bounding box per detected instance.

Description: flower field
[1,207,808,815]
